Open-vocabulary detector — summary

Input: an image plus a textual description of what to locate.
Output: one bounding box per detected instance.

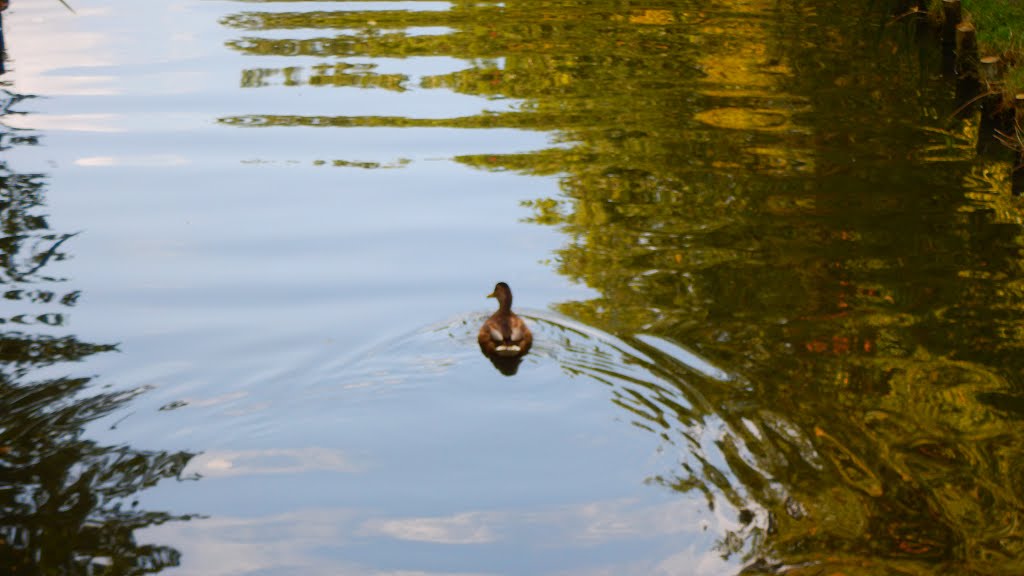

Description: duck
[478,281,533,358]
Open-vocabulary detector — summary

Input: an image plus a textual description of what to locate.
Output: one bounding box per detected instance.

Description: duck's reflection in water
[482,353,524,376]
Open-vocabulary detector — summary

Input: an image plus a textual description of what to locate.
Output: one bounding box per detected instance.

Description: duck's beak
[486,291,496,298]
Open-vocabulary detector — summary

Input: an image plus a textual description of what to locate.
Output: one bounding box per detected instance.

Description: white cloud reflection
[75,154,190,167]
[144,506,493,576]
[360,511,497,544]
[142,496,743,575]
[186,447,361,478]
[1,114,125,133]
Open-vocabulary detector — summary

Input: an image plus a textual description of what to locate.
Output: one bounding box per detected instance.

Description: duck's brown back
[479,311,532,357]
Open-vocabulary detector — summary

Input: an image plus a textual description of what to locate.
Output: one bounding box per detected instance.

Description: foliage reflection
[0,88,196,574]
[220,0,1024,573]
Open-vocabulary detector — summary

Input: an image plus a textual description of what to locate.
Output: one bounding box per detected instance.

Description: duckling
[478,281,533,358]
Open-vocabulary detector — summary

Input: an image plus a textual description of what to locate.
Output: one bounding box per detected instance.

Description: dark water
[2,1,1024,574]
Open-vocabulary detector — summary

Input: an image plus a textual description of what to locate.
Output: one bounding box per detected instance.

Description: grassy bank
[961,0,1024,94]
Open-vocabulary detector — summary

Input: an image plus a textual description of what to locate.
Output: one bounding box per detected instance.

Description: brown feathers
[478,282,533,359]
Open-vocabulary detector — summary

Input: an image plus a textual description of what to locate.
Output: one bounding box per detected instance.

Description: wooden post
[1013,94,1024,196]
[943,0,962,44]
[980,56,1002,85]
[978,73,1012,157]
[978,57,1003,155]
[1013,157,1024,196]
[956,22,978,79]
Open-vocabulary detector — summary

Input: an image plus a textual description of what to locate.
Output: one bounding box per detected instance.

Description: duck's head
[487,282,513,310]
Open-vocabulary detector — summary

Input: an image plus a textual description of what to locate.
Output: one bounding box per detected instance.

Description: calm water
[2,1,1024,574]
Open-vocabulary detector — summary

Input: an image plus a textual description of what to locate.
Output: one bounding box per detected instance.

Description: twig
[992,128,1018,150]
[994,114,1024,151]
[887,8,923,25]
[57,0,75,13]
[949,89,999,119]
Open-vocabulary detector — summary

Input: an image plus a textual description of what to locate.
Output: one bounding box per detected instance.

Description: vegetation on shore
[924,0,1024,154]
[954,0,1024,97]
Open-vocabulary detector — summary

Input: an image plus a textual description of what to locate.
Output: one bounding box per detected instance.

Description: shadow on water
[0,76,196,572]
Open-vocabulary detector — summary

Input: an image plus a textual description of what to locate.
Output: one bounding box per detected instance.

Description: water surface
[2,1,1024,574]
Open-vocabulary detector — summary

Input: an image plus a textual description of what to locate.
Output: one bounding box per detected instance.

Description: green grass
[1006,58,1024,91]
[963,0,1024,51]
[960,0,1024,153]
[944,0,1024,103]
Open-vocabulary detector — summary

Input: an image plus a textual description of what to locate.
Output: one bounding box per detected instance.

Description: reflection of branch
[0,90,33,115]
[57,0,76,14]
[0,366,198,571]
[11,231,78,281]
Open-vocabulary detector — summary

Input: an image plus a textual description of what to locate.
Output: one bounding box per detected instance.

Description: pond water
[3,1,1024,574]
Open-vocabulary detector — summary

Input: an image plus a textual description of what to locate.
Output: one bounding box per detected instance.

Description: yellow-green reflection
[219,0,1024,573]
[0,90,197,572]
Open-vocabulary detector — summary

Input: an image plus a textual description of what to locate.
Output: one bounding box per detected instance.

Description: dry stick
[888,8,924,24]
[1010,94,1024,152]
[889,0,928,24]
[57,0,76,13]
[993,119,1024,150]
[993,128,1016,148]
[949,89,999,119]
[943,0,962,44]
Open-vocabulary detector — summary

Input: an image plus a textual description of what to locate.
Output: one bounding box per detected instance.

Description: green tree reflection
[0,91,196,574]
[218,1,1024,573]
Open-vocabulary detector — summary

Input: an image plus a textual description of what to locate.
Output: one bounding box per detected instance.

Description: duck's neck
[497,294,512,314]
